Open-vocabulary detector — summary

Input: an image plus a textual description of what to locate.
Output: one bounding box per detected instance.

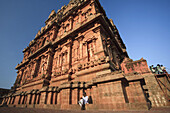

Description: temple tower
[1,0,169,110]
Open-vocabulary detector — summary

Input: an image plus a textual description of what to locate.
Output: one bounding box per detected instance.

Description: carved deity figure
[29,62,36,77]
[39,56,48,75]
[87,41,94,61]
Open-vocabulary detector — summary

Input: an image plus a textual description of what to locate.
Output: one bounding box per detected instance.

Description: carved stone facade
[1,0,169,110]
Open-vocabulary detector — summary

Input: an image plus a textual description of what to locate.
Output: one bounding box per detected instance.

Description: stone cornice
[28,42,52,59]
[92,73,125,84]
[21,79,46,90]
[15,59,29,70]
[34,22,59,40]
[16,42,52,70]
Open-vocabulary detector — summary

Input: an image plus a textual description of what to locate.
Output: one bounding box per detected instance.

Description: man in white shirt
[78,92,88,108]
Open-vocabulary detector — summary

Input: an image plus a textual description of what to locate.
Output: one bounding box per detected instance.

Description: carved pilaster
[51,25,58,41]
[68,16,74,31]
[77,9,82,24]
[46,48,54,78]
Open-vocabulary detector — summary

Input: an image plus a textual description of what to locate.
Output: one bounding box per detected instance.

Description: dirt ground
[0,106,170,113]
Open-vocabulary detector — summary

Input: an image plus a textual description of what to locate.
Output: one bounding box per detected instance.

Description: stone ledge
[51,74,69,83]
[75,63,111,77]
[21,79,47,89]
[93,73,124,84]
[86,103,149,110]
[125,75,144,82]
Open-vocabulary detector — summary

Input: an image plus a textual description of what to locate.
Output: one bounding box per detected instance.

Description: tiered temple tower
[1,0,169,110]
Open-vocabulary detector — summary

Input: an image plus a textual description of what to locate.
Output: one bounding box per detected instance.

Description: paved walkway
[0,107,170,113]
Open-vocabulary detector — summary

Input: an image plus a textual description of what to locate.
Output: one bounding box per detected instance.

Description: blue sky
[0,0,169,89]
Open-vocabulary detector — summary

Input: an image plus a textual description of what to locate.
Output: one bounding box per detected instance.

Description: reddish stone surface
[1,0,169,111]
[121,57,151,74]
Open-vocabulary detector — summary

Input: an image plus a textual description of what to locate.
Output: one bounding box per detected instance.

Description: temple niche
[38,55,48,77]
[28,60,37,78]
[82,35,97,61]
[52,45,70,77]
[3,0,169,111]
[21,67,29,84]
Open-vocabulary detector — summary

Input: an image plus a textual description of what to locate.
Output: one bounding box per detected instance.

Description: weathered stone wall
[121,57,170,108]
[3,0,169,111]
[3,72,149,110]
[142,74,169,107]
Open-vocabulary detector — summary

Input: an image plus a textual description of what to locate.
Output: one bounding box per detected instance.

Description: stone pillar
[6,97,9,105]
[12,96,16,104]
[36,94,41,104]
[1,97,6,105]
[80,39,83,59]
[68,40,72,69]
[53,92,58,104]
[20,95,24,104]
[3,97,7,104]
[78,10,82,24]
[59,55,61,70]
[7,97,12,105]
[47,92,53,104]
[40,92,47,104]
[67,49,70,68]
[31,94,36,104]
[56,51,59,68]
[95,27,105,56]
[23,95,27,104]
[78,88,84,102]
[18,95,22,104]
[14,96,20,105]
[26,94,32,104]
[72,88,78,104]
[60,54,63,71]
[11,96,15,104]
[57,92,61,105]
[68,16,73,30]
[47,48,54,76]
[92,40,96,54]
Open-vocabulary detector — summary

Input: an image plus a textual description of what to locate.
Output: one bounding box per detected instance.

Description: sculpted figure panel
[39,55,48,76]
[28,60,37,78]
[52,50,59,76]
[52,45,70,76]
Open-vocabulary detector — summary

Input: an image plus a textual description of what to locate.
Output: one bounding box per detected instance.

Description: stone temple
[1,0,169,110]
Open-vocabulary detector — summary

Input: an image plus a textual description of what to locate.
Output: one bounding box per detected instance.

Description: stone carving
[48,10,56,20]
[77,64,82,70]
[39,55,48,76]
[76,56,109,72]
[29,60,37,78]
[121,57,150,74]
[90,61,94,67]
[63,68,69,74]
